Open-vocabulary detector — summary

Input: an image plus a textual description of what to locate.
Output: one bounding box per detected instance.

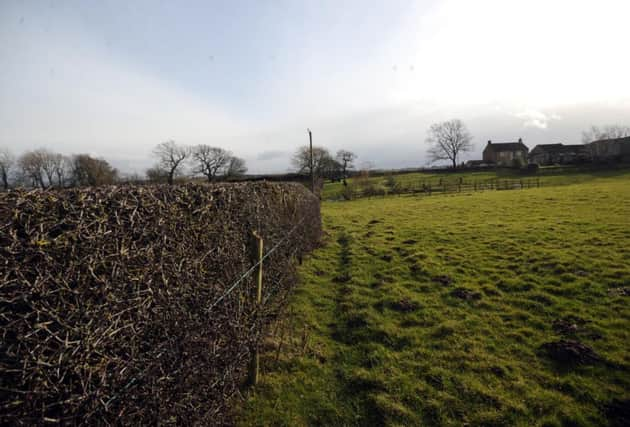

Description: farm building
[482,139,529,166]
[529,143,590,165]
[589,136,630,162]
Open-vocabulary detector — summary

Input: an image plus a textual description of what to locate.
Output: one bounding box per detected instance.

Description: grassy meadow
[321,165,630,199]
[238,169,630,426]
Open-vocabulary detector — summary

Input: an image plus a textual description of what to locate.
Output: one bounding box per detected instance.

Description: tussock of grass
[238,170,630,426]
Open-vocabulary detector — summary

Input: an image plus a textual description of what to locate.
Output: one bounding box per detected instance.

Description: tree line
[148,140,247,185]
[0,149,118,190]
[2,122,626,190]
[0,141,248,190]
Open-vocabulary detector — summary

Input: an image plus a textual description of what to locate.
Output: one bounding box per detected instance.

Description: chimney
[518,138,523,143]
[487,140,492,145]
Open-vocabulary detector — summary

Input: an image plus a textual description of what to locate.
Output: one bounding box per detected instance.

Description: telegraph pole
[307,128,314,193]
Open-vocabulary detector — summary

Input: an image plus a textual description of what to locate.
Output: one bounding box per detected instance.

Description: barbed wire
[207,215,308,312]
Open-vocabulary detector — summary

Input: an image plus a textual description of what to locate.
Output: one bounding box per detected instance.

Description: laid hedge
[0,182,321,425]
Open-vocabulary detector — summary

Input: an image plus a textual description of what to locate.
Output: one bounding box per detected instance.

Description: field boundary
[0,182,321,425]
[331,177,542,201]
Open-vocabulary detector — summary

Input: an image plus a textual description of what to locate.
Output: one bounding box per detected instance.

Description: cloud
[2,0,630,175]
[0,24,247,173]
[513,109,561,129]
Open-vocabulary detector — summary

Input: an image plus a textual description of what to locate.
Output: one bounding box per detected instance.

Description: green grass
[238,170,630,426]
[321,166,630,199]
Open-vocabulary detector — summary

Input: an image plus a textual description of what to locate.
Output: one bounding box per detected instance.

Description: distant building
[482,139,529,166]
[589,136,630,162]
[529,144,590,165]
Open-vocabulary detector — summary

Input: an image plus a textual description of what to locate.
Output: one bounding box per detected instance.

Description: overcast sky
[1,0,629,174]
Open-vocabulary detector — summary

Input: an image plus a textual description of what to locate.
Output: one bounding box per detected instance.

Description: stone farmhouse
[466,135,630,168]
[482,139,529,166]
[529,144,591,165]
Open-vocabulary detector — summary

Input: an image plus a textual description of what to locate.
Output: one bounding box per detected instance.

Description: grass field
[321,166,630,199]
[238,170,630,426]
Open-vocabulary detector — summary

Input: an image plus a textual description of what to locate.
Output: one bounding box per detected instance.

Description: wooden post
[307,129,314,194]
[248,231,264,386]
[255,232,263,306]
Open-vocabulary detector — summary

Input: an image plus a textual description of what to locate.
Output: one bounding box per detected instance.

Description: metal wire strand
[207,216,307,311]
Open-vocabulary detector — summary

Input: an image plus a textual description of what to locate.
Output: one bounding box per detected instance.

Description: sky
[1,0,629,174]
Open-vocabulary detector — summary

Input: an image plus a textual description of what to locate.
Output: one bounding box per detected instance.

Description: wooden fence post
[248,231,264,386]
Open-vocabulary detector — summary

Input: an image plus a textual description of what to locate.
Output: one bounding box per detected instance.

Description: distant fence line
[330,177,542,201]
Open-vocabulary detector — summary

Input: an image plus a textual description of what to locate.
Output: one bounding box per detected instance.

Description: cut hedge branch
[0,182,321,426]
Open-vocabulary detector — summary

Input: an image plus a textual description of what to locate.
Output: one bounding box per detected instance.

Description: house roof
[531,143,589,154]
[590,136,630,145]
[564,145,588,149]
[533,144,563,149]
[484,142,529,152]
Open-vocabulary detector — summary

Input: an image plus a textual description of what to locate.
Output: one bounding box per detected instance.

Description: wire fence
[0,182,322,426]
[208,215,308,312]
[199,210,318,413]
[331,177,542,201]
[99,217,310,419]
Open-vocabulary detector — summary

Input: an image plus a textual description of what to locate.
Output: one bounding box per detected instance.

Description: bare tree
[336,150,356,184]
[71,154,118,187]
[320,157,342,182]
[582,124,630,144]
[16,150,116,188]
[292,145,333,179]
[191,145,232,182]
[225,156,248,178]
[0,148,14,190]
[152,140,190,185]
[18,150,48,188]
[38,150,58,187]
[426,119,473,169]
[51,153,71,187]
